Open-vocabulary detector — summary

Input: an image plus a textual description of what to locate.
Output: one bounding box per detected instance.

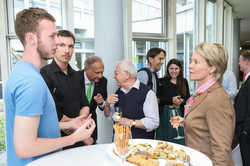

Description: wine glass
[113,131,133,164]
[113,106,123,120]
[170,109,184,140]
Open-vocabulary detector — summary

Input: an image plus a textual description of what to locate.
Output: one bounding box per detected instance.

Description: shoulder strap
[138,67,153,88]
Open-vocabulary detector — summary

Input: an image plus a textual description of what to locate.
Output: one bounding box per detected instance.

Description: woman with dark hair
[156,58,190,145]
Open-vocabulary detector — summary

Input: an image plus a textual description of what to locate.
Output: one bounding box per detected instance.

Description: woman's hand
[172,96,182,106]
[170,116,184,127]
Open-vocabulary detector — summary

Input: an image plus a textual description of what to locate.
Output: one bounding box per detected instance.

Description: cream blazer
[184,82,235,166]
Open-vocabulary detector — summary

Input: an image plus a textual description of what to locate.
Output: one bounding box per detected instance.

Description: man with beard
[41,30,92,148]
[137,48,166,93]
[4,8,95,166]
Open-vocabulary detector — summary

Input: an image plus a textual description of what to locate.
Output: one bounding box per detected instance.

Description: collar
[120,79,140,93]
[51,59,75,75]
[195,79,217,93]
[245,72,250,81]
[146,65,156,73]
[84,71,91,85]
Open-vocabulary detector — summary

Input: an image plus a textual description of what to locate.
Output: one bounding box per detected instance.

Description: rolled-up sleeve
[140,90,159,132]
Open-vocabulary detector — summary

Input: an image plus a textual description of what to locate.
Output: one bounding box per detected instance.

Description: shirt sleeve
[15,78,46,116]
[222,71,238,101]
[137,70,149,86]
[107,104,115,121]
[140,90,159,132]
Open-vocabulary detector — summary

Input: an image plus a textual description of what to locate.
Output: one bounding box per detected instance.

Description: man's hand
[93,93,103,104]
[115,117,132,127]
[105,94,118,106]
[69,114,92,130]
[72,118,96,143]
[83,137,94,145]
[61,114,92,134]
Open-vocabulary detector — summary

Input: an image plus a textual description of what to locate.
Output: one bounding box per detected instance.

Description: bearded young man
[5,8,95,166]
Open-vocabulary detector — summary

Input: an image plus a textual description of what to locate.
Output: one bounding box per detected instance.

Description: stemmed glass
[170,109,184,140]
[113,131,133,164]
[113,106,123,120]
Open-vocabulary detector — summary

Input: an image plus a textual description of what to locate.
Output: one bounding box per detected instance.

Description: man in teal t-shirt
[5,7,95,166]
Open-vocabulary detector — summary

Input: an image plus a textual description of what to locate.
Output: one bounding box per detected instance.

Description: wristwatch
[132,120,136,127]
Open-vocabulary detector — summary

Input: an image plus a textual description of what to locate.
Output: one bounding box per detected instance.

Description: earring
[209,72,212,75]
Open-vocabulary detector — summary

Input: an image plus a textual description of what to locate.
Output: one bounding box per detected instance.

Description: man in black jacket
[234,50,250,166]
[84,56,108,144]
[41,30,92,148]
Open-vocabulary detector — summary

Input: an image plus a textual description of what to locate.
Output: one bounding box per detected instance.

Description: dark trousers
[239,133,250,166]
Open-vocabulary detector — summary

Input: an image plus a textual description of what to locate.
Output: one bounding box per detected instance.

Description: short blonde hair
[195,42,228,82]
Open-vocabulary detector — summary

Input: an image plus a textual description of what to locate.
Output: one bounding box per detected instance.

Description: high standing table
[26,144,117,166]
[27,139,213,166]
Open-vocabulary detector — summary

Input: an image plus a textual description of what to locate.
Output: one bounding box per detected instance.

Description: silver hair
[84,56,103,69]
[117,60,137,77]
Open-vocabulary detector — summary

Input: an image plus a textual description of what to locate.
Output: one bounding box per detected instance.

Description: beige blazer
[184,82,235,166]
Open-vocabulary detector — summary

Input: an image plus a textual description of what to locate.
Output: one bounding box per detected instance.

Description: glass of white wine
[113,106,123,120]
[170,109,184,140]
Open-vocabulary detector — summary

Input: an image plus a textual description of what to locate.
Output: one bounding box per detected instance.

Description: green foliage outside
[0,115,6,151]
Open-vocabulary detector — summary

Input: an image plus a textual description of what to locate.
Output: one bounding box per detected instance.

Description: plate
[106,139,212,166]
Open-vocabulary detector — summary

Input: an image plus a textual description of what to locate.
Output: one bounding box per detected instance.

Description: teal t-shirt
[5,60,61,166]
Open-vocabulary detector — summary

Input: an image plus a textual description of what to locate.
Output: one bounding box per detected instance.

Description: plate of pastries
[107,124,212,166]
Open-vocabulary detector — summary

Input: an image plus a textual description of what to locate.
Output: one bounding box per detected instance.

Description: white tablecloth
[27,139,212,166]
[27,144,117,166]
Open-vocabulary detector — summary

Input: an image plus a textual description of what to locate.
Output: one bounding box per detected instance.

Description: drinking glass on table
[170,109,184,140]
[113,106,123,120]
[113,131,133,165]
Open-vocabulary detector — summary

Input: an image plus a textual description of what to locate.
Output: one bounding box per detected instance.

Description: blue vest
[115,82,155,139]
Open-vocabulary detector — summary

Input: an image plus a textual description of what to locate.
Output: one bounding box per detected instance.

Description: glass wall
[9,0,95,71]
[132,0,167,78]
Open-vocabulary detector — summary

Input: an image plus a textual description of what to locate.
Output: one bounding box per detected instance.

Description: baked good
[126,154,159,166]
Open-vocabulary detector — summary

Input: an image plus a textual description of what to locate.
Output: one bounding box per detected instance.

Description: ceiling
[226,0,250,48]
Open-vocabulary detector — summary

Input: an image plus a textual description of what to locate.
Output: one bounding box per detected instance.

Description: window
[8,0,63,70]
[74,0,95,70]
[132,0,167,78]
[206,0,216,43]
[132,40,167,78]
[132,0,163,34]
[176,0,195,93]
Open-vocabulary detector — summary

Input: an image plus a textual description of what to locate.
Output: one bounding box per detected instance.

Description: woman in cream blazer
[175,43,235,166]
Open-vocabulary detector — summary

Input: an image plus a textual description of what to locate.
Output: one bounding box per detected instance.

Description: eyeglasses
[114,71,120,76]
[114,71,127,76]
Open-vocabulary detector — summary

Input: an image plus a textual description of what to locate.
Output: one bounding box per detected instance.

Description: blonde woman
[173,43,235,166]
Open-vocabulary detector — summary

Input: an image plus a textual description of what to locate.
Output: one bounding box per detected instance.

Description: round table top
[27,139,212,166]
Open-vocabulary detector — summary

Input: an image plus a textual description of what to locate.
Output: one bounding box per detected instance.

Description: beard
[37,38,54,61]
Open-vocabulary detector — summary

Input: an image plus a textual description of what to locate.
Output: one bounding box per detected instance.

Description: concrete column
[0,0,8,98]
[94,0,125,144]
[197,0,206,43]
[216,0,224,44]
[233,18,241,86]
[167,0,177,59]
